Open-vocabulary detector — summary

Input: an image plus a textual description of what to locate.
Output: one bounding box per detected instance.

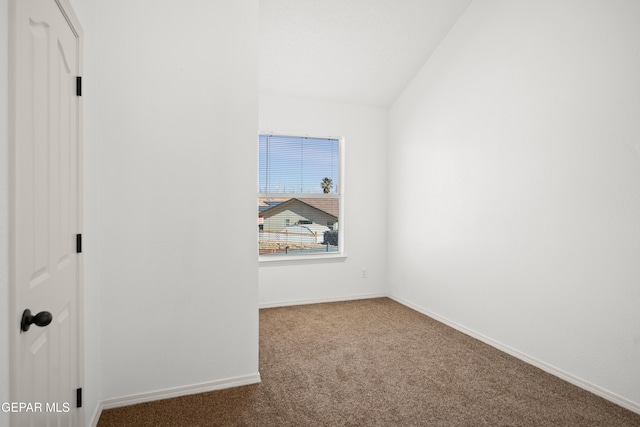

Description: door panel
[12,0,82,425]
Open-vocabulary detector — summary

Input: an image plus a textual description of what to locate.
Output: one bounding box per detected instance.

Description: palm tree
[321,177,333,194]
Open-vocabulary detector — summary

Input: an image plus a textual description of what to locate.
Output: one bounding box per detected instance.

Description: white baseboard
[89,373,261,427]
[89,295,639,426]
[388,294,640,415]
[259,292,387,309]
[88,401,104,427]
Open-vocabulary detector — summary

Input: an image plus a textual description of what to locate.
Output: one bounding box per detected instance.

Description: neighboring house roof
[258,198,287,214]
[296,198,338,218]
[259,197,338,220]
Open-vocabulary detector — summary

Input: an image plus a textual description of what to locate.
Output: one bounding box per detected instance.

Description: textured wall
[389,0,640,410]
[95,0,260,401]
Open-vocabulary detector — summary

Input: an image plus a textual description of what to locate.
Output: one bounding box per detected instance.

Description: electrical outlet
[361,268,367,278]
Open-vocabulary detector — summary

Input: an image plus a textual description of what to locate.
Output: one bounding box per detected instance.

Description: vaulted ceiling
[260,0,472,107]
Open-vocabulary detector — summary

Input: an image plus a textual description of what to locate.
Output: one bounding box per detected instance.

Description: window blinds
[258,135,339,195]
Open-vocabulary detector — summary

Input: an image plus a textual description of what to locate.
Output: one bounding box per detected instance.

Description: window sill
[258,253,347,266]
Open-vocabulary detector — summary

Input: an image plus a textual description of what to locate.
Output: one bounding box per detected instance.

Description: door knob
[20,309,52,332]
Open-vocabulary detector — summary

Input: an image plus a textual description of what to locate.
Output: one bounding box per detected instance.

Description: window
[258,134,342,257]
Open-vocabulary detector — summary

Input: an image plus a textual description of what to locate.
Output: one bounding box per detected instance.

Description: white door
[11,0,83,425]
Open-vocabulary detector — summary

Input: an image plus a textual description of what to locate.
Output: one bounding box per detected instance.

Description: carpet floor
[97,298,640,426]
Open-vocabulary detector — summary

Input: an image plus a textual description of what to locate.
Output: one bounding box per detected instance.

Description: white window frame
[258,133,346,264]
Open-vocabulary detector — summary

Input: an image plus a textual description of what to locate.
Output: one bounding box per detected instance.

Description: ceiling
[259,0,473,108]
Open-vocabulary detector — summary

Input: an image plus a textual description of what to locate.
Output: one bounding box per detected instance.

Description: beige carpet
[98,298,640,426]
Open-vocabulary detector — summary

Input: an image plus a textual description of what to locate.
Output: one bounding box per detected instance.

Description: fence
[259,229,338,255]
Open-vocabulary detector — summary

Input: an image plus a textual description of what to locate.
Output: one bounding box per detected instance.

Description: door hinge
[76,234,82,253]
[76,76,82,96]
[76,388,82,408]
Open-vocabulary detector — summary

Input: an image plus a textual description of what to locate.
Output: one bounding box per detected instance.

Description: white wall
[389,0,640,410]
[0,1,10,426]
[259,96,387,306]
[95,0,260,402]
